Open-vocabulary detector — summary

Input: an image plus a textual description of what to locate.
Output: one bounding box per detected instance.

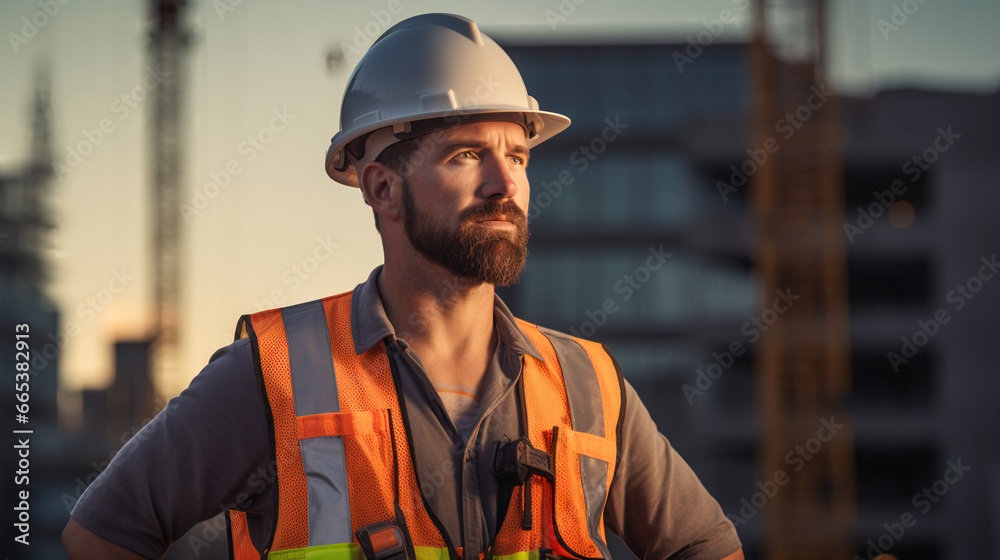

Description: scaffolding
[0,71,55,292]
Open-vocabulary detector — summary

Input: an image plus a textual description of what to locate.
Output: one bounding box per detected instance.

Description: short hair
[367,136,423,232]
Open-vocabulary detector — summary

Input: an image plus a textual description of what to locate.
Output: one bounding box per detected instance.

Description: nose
[480,153,519,200]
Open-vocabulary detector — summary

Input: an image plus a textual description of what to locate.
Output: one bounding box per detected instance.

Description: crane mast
[750,0,855,557]
[148,0,190,390]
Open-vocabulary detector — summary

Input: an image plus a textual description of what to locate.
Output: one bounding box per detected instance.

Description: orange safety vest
[226,291,624,560]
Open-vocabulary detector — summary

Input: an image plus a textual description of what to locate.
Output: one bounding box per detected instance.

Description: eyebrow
[437,139,530,159]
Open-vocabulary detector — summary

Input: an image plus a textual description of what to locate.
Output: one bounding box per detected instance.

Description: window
[848,255,932,309]
[515,250,755,332]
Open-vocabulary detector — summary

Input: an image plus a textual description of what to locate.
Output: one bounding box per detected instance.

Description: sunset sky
[1,0,997,401]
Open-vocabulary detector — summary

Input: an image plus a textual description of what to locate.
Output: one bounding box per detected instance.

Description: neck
[378,259,497,369]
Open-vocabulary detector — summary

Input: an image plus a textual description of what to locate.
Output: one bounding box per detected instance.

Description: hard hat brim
[326,108,571,188]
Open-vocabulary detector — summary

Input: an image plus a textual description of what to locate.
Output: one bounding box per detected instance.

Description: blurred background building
[0,77,164,556]
[500,32,1000,560]
[1,1,998,559]
[0,75,70,560]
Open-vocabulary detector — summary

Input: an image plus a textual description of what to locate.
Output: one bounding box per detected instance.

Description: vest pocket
[296,409,399,541]
[549,426,617,559]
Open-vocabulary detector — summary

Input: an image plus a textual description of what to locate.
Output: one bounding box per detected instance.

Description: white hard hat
[325,13,571,187]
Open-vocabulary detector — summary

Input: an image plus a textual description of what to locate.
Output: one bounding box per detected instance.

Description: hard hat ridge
[372,12,485,49]
[325,12,571,188]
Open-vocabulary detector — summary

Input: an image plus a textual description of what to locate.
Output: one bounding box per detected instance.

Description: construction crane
[749,0,855,557]
[147,0,190,392]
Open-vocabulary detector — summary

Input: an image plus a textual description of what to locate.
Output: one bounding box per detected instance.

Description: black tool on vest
[492,436,554,530]
[355,519,415,560]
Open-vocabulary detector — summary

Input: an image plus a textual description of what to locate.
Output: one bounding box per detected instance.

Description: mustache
[460,199,527,227]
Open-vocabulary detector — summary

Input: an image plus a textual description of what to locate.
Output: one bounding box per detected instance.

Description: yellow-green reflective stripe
[268,545,545,560]
[266,543,363,560]
[268,545,452,560]
[413,547,451,560]
[491,550,541,560]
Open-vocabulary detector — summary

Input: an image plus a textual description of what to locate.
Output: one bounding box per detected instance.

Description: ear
[360,162,403,224]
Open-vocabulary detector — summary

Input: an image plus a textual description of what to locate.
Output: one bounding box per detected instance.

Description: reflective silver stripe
[283,300,353,546]
[539,327,612,558]
[538,327,604,437]
[580,456,612,559]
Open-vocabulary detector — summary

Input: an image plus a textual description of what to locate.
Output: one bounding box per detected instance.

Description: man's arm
[63,339,271,558]
[604,379,743,559]
[63,518,149,560]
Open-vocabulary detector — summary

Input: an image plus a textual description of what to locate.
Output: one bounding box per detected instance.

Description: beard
[401,179,529,287]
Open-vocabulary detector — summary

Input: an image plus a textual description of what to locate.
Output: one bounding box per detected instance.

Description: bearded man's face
[396,121,532,286]
[402,180,528,286]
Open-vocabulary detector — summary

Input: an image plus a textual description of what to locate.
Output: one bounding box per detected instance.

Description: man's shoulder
[208,336,252,362]
[252,284,363,319]
[190,338,259,397]
[233,291,358,349]
[507,317,621,381]
[516,318,612,354]
[240,290,355,321]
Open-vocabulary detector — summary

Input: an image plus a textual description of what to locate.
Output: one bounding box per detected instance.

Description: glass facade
[527,153,705,231]
[502,43,757,376]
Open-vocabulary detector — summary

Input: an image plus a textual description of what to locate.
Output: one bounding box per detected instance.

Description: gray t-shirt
[71,267,741,559]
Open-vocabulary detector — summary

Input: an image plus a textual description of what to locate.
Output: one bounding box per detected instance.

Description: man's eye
[456,150,477,160]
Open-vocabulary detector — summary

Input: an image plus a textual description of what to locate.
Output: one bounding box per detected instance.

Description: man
[63,13,743,560]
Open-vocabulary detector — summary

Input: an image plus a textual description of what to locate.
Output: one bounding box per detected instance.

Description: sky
[0,0,998,403]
